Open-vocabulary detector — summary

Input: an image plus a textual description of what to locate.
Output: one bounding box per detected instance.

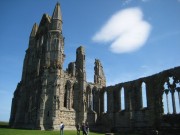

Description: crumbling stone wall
[9,3,105,130]
[9,2,180,133]
[98,66,180,133]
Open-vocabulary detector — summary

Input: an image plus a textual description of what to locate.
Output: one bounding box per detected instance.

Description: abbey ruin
[10,3,180,134]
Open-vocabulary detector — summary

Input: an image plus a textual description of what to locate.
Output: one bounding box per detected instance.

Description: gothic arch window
[64,81,71,109]
[64,84,67,108]
[86,86,91,109]
[41,36,44,45]
[91,87,97,112]
[174,90,180,113]
[163,82,171,114]
[141,82,147,108]
[167,90,173,114]
[72,84,75,109]
[129,94,132,118]
[175,81,180,113]
[92,87,96,111]
[162,91,168,114]
[92,90,94,111]
[37,39,40,48]
[47,111,50,117]
[162,77,179,114]
[120,87,125,110]
[104,91,107,113]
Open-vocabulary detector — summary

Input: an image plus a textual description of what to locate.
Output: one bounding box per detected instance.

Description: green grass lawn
[0,128,104,135]
[0,122,103,135]
[0,122,140,135]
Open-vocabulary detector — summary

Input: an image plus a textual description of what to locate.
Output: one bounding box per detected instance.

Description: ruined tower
[9,2,180,133]
[94,59,106,87]
[9,3,106,130]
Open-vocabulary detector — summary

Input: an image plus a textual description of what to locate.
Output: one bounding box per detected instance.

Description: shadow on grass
[0,122,10,128]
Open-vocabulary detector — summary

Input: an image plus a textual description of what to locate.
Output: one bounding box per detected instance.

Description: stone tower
[9,2,180,133]
[94,59,106,87]
[9,3,106,130]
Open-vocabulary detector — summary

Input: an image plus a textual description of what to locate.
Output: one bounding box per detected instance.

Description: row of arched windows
[63,82,98,112]
[86,87,98,111]
[103,78,180,114]
[103,82,148,113]
[162,77,180,114]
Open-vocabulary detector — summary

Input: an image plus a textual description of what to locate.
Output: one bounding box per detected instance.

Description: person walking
[76,123,81,135]
[60,122,64,135]
[82,123,87,135]
[86,122,89,135]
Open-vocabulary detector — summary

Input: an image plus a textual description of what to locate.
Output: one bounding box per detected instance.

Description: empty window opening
[86,87,91,109]
[120,87,125,110]
[64,85,67,108]
[142,82,147,108]
[176,82,180,113]
[104,91,107,113]
[175,90,180,113]
[163,82,173,114]
[163,77,180,114]
[168,91,173,114]
[92,90,95,111]
[163,92,168,114]
[47,111,50,117]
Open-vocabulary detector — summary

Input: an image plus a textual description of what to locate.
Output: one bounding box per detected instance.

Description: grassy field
[0,128,105,135]
[0,122,140,135]
[0,122,103,135]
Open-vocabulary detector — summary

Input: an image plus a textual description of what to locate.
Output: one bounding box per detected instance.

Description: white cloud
[92,7,151,53]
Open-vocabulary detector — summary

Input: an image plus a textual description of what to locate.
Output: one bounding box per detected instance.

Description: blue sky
[0,0,180,122]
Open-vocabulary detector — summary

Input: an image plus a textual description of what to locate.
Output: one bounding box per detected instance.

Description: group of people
[76,122,89,135]
[59,122,89,135]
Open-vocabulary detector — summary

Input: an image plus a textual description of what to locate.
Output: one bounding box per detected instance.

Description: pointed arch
[163,82,169,114]
[71,83,75,109]
[64,84,67,108]
[163,81,173,114]
[86,85,92,109]
[72,82,78,110]
[92,87,97,111]
[162,92,168,114]
[175,90,180,113]
[175,82,180,113]
[120,87,125,110]
[168,91,173,114]
[64,80,72,109]
[104,91,107,113]
[141,82,147,108]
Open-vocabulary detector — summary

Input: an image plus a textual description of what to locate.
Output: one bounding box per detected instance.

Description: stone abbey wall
[9,2,180,133]
[9,3,106,130]
[97,66,180,133]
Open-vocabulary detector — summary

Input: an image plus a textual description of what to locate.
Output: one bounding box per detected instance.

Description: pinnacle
[30,23,38,37]
[52,2,62,20]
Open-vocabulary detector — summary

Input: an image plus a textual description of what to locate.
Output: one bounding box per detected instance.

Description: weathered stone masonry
[98,67,180,133]
[10,2,180,133]
[9,3,106,130]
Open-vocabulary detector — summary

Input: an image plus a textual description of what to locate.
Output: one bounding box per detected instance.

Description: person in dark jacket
[82,123,87,135]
